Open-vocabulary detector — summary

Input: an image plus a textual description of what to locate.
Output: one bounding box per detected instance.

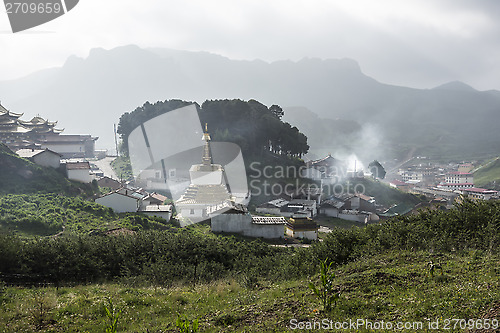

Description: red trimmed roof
[66,161,90,170]
[463,188,498,194]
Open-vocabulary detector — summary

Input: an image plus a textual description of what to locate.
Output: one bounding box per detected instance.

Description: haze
[2,0,500,91]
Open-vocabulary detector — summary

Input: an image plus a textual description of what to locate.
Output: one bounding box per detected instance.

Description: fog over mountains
[1,44,500,160]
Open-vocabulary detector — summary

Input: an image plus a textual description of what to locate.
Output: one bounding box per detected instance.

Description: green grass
[111,156,133,182]
[0,194,172,237]
[0,250,497,332]
[474,157,500,190]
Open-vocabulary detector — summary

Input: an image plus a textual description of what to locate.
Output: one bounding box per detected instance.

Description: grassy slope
[474,157,500,190]
[0,145,173,237]
[1,250,498,332]
[0,194,172,237]
[0,144,94,196]
[111,156,133,182]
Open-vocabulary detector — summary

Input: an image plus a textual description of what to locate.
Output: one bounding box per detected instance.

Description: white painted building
[211,206,286,238]
[65,161,91,183]
[445,172,474,184]
[399,169,424,182]
[461,188,498,201]
[16,148,61,169]
[41,134,98,158]
[96,191,143,213]
[139,205,172,221]
[437,183,474,191]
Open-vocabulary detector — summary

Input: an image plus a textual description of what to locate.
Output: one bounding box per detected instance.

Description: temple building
[285,216,319,240]
[175,124,233,225]
[0,102,97,158]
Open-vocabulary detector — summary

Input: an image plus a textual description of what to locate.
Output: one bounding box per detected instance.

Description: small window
[190,209,195,215]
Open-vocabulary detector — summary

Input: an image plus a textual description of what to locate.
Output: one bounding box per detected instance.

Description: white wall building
[96,191,143,213]
[66,161,91,183]
[461,188,498,201]
[445,172,474,184]
[211,206,285,238]
[139,205,172,221]
[16,148,61,169]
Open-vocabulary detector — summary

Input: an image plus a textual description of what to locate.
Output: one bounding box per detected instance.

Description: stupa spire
[202,123,212,165]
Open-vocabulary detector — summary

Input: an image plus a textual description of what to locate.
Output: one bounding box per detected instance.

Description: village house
[96,189,145,213]
[389,179,410,192]
[349,193,376,212]
[96,176,122,191]
[143,192,168,206]
[211,204,286,238]
[410,187,459,203]
[139,204,172,221]
[319,194,379,223]
[65,161,92,183]
[16,148,61,169]
[281,199,317,217]
[319,199,345,217]
[256,198,317,218]
[255,198,289,215]
[96,187,172,219]
[460,188,498,201]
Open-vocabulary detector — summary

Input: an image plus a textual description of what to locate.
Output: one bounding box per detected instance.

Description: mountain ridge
[1,45,499,160]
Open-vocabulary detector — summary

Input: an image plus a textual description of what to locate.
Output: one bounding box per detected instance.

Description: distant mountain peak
[433,81,476,92]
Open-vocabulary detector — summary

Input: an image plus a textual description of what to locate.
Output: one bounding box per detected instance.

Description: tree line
[117,99,309,159]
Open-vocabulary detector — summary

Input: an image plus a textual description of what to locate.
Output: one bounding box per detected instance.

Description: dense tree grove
[117,99,309,159]
[368,160,386,179]
[0,199,498,287]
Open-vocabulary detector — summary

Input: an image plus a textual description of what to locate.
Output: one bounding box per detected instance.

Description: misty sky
[1,0,500,90]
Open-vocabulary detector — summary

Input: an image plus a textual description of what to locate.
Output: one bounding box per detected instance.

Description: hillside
[1,45,500,161]
[0,199,499,331]
[474,157,500,190]
[0,194,172,237]
[0,144,92,195]
[337,177,422,208]
[1,250,497,332]
[0,144,173,237]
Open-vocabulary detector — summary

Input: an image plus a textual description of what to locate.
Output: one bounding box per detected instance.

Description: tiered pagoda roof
[0,103,24,131]
[0,103,64,134]
[0,103,23,118]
